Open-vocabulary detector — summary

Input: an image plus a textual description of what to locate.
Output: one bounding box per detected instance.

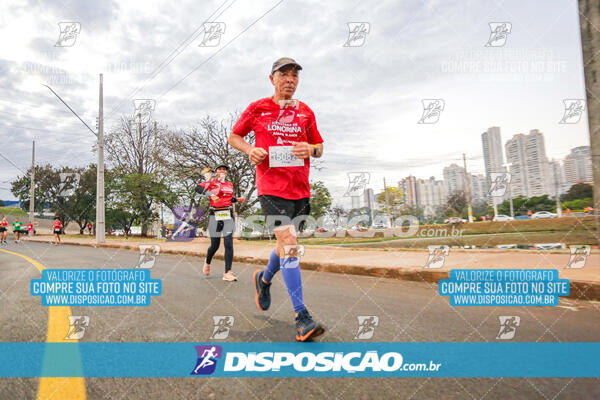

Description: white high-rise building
[398,176,418,208]
[481,127,505,178]
[443,163,466,194]
[563,146,593,187]
[470,174,488,203]
[548,159,569,196]
[350,196,361,209]
[398,176,447,216]
[363,188,375,210]
[504,129,551,197]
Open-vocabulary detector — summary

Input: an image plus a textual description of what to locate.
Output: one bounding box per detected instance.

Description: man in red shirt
[228,57,325,341]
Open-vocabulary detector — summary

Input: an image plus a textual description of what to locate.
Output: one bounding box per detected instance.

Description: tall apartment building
[470,174,488,203]
[504,129,551,197]
[398,176,447,215]
[563,146,593,187]
[443,163,466,193]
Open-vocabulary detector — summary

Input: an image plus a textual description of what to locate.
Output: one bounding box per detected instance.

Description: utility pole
[579,0,600,244]
[138,112,143,174]
[96,74,105,244]
[153,120,161,238]
[503,162,514,218]
[383,177,391,227]
[42,76,105,243]
[28,141,35,228]
[462,153,474,222]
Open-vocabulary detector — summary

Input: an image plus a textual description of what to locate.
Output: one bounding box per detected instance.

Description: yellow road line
[0,249,86,400]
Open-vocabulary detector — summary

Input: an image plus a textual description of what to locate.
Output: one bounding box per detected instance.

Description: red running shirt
[0,220,7,227]
[53,221,63,230]
[198,179,234,208]
[232,97,323,200]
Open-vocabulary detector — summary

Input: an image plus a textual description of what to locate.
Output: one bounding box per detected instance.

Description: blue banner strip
[0,342,598,377]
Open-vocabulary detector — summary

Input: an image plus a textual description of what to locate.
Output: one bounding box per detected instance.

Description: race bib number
[269,146,304,168]
[215,210,231,221]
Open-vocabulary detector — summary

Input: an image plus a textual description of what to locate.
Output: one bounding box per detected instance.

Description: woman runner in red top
[228,57,325,341]
[0,216,8,244]
[53,216,63,246]
[195,165,246,281]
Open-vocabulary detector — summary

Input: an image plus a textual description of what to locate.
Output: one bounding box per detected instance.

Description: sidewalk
[25,235,600,301]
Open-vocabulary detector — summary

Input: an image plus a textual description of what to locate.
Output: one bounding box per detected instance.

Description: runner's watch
[312,144,318,156]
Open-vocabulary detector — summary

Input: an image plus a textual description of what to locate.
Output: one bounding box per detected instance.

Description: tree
[444,190,467,216]
[0,200,4,207]
[11,164,97,230]
[376,187,405,218]
[498,195,556,215]
[562,183,593,201]
[105,118,175,236]
[309,181,332,219]
[162,114,257,216]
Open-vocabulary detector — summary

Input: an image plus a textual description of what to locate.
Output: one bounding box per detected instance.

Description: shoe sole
[296,325,325,342]
[253,270,268,311]
[223,277,238,281]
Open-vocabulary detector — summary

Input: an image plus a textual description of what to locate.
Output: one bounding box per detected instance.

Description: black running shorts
[258,195,310,233]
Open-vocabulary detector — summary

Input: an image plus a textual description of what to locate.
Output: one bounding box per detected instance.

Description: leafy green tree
[309,181,332,219]
[376,187,405,218]
[562,198,593,210]
[562,183,593,201]
[498,195,556,215]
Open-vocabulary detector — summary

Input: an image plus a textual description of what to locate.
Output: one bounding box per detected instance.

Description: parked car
[372,223,386,229]
[531,211,557,219]
[493,214,514,222]
[445,217,465,224]
[316,227,328,232]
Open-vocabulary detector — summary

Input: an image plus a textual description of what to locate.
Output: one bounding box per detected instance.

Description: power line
[106,0,235,118]
[0,151,27,174]
[0,122,87,136]
[158,0,284,100]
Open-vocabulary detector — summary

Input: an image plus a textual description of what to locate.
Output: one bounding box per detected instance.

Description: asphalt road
[1,241,599,400]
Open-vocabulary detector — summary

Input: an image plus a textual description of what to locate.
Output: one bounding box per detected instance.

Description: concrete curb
[27,238,600,302]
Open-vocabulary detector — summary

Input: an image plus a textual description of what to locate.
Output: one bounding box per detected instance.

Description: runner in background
[0,216,8,244]
[227,57,325,341]
[12,217,22,243]
[195,166,246,282]
[53,216,63,246]
[87,222,93,235]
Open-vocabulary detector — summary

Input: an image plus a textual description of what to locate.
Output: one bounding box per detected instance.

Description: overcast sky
[0,0,589,206]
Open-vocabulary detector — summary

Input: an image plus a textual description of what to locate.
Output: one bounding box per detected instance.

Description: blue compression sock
[263,249,280,282]
[280,257,305,313]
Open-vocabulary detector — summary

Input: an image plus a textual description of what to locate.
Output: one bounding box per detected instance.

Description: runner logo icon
[191,345,223,375]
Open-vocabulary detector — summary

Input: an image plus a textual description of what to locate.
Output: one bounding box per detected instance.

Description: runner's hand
[210,195,219,202]
[291,142,312,159]
[237,197,246,204]
[248,147,268,165]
